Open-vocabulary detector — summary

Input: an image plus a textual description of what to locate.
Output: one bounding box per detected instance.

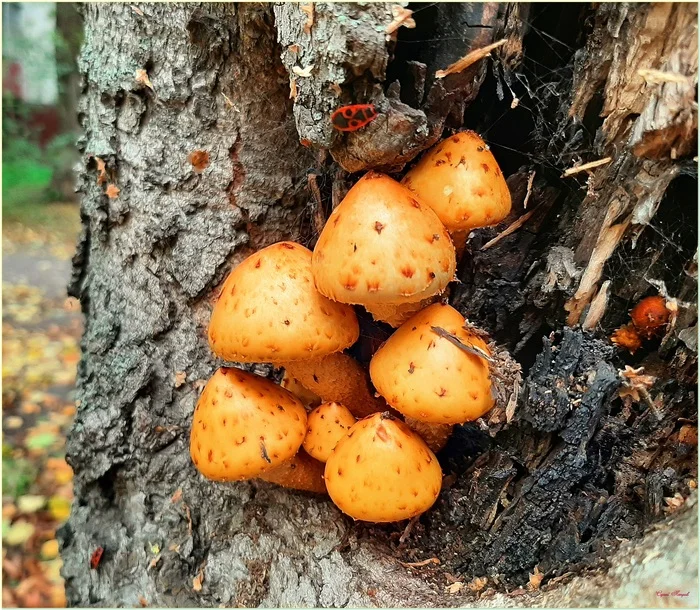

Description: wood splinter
[399,557,440,568]
[435,39,508,78]
[562,157,612,177]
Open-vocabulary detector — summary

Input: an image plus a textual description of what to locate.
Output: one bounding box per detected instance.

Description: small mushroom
[402,131,511,255]
[189,368,307,482]
[630,295,670,338]
[303,402,357,462]
[369,303,494,424]
[612,295,671,353]
[324,412,443,522]
[208,241,384,418]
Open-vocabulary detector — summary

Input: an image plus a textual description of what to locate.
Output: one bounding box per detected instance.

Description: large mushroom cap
[402,131,511,232]
[312,172,456,306]
[190,368,308,481]
[324,412,443,522]
[369,303,494,424]
[208,241,359,363]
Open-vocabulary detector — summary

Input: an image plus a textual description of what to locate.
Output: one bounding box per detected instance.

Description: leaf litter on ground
[2,213,82,607]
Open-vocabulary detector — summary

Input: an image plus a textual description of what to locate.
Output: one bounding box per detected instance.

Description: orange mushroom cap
[369,303,494,424]
[311,172,456,306]
[208,241,359,363]
[402,131,511,232]
[324,412,443,522]
[303,402,357,462]
[190,368,307,481]
[630,295,670,338]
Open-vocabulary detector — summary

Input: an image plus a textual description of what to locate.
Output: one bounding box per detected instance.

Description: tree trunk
[60,3,697,607]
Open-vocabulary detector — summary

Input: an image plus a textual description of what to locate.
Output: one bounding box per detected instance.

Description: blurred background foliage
[3,3,84,607]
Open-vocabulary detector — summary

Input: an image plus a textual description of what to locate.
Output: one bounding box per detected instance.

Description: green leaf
[2,455,37,498]
[25,432,58,451]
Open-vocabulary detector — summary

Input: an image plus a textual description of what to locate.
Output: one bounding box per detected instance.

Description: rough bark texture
[61,2,697,607]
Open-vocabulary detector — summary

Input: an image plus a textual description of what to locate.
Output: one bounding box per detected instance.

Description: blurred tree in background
[2,2,82,218]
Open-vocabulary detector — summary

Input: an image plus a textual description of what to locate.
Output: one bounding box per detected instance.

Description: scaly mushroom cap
[370,303,494,424]
[208,242,359,363]
[303,402,357,462]
[402,131,511,232]
[312,172,456,306]
[190,368,307,481]
[324,413,443,522]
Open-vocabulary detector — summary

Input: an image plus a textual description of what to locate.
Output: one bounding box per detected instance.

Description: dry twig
[430,326,494,362]
[480,207,538,251]
[399,557,440,568]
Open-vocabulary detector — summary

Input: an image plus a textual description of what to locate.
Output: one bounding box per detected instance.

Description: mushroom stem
[258,450,327,494]
[364,295,440,328]
[280,371,322,409]
[404,417,454,453]
[281,353,386,419]
[451,230,469,259]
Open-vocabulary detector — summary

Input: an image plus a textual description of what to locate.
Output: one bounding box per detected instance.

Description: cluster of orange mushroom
[190,131,513,522]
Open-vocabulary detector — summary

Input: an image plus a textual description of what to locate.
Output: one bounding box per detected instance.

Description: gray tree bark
[60,3,697,607]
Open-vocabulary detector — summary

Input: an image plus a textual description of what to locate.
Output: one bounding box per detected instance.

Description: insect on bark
[331,104,378,132]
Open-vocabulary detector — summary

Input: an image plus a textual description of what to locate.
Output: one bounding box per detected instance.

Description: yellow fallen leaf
[18,495,46,514]
[43,558,63,584]
[467,576,488,592]
[48,496,72,522]
[3,520,35,546]
[41,539,60,560]
[47,458,74,485]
